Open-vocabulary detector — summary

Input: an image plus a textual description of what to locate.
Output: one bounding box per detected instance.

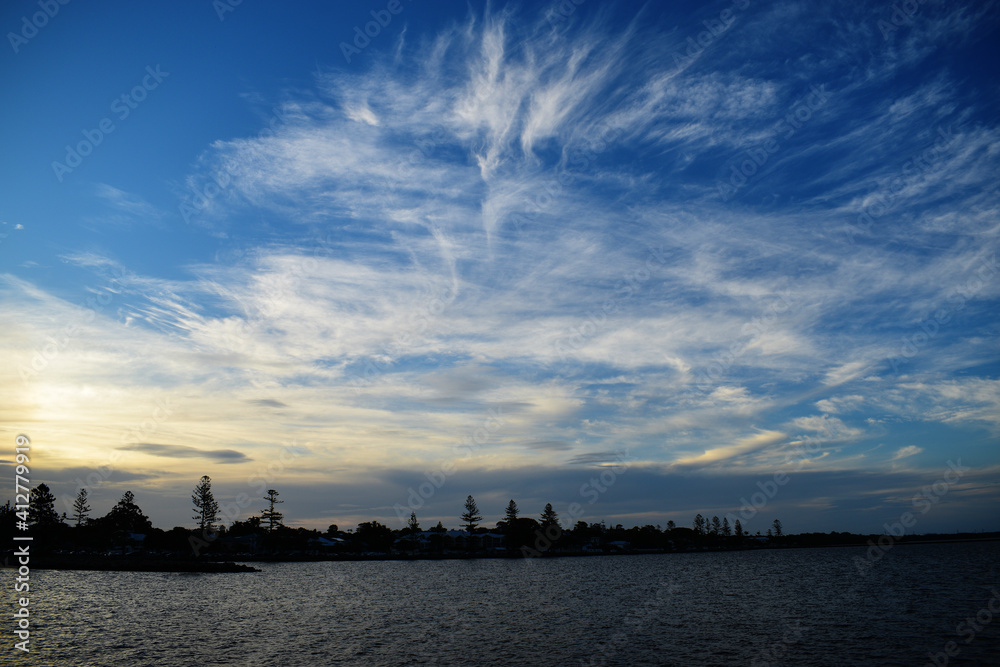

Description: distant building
[309,536,345,551]
[394,530,507,553]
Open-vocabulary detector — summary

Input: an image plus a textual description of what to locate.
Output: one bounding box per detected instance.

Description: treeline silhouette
[3,482,995,564]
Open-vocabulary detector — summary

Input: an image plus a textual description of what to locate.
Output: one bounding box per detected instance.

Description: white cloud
[671,428,786,468]
[892,445,923,460]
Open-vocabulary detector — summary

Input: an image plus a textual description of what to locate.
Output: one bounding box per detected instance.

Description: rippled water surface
[4,541,999,665]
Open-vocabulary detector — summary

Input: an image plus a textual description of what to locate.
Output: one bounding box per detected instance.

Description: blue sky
[2,0,998,535]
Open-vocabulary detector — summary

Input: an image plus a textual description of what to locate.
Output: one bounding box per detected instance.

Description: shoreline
[16,535,997,572]
[28,557,260,573]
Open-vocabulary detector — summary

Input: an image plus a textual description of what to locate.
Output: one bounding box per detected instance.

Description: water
[4,542,999,666]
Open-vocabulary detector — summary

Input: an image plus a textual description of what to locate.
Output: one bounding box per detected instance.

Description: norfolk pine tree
[504,499,519,524]
[539,502,562,547]
[539,503,560,530]
[72,488,92,526]
[262,489,284,532]
[502,499,522,551]
[461,495,482,537]
[192,475,219,532]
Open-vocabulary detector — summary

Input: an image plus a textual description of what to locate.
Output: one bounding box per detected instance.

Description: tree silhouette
[539,503,560,530]
[535,503,562,553]
[461,495,482,535]
[666,520,676,531]
[722,517,731,537]
[734,519,744,539]
[693,513,705,535]
[504,499,519,525]
[356,521,394,552]
[228,516,262,536]
[104,491,152,533]
[192,476,219,532]
[710,515,721,535]
[404,512,421,554]
[501,499,521,551]
[72,488,92,526]
[261,489,284,532]
[28,484,62,529]
[772,519,783,537]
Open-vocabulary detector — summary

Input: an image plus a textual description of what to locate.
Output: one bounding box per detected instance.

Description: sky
[1,0,998,536]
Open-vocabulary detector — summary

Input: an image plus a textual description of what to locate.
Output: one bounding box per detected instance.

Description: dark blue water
[4,542,999,665]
